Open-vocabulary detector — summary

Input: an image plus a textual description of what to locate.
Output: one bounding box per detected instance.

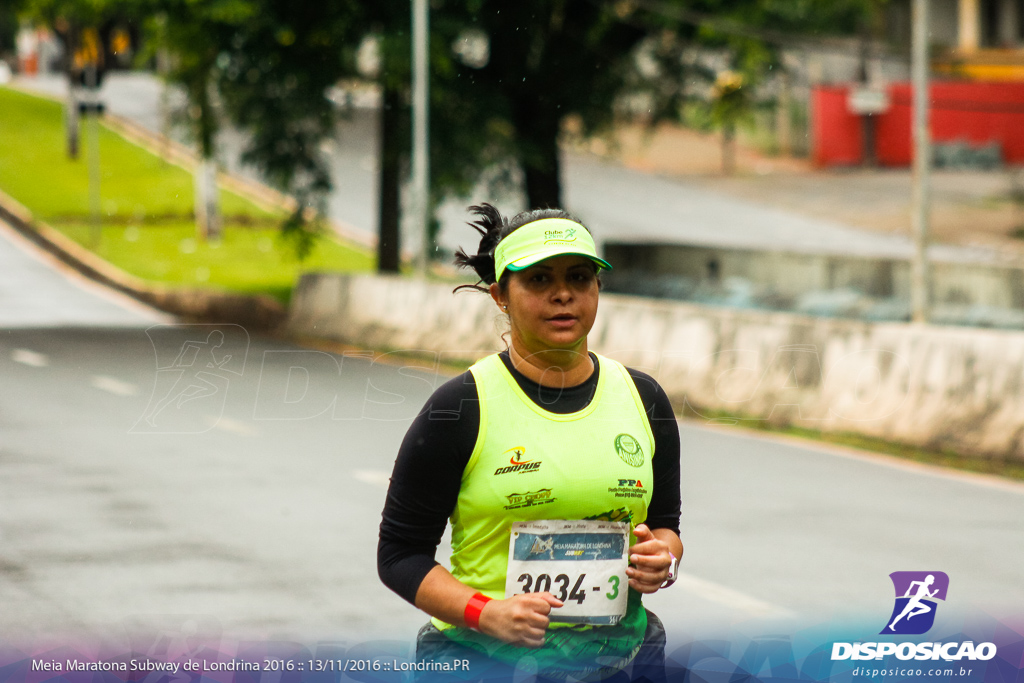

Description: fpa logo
[881,571,949,635]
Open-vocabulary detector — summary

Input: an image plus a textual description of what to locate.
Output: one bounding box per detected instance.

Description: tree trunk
[514,105,562,209]
[192,74,221,241]
[523,147,562,210]
[194,158,221,241]
[722,124,736,175]
[776,70,792,157]
[377,85,402,273]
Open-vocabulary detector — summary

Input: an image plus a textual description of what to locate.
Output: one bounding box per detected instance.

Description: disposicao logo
[830,572,997,663]
[881,571,948,635]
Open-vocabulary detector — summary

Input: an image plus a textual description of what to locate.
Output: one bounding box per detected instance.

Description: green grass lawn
[57,221,372,303]
[0,85,373,301]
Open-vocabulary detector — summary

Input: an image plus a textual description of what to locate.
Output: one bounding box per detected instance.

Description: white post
[911,0,931,323]
[411,0,430,277]
[85,63,101,248]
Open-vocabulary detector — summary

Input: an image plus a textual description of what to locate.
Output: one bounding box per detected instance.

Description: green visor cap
[494,218,613,282]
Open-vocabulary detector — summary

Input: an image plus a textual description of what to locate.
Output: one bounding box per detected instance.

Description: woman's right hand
[477,593,563,648]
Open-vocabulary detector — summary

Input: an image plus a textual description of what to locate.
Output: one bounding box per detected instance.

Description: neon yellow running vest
[434,352,656,676]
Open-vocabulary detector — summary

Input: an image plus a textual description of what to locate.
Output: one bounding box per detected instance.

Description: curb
[0,188,287,332]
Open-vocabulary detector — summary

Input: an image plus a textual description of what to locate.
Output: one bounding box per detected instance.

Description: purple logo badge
[880,571,949,635]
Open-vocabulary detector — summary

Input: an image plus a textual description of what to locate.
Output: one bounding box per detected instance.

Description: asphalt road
[2,219,1024,649]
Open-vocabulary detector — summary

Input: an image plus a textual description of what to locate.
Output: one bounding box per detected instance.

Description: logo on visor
[880,571,949,635]
[543,227,578,244]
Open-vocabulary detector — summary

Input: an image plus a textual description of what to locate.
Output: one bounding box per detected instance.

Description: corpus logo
[881,571,949,635]
[494,447,542,475]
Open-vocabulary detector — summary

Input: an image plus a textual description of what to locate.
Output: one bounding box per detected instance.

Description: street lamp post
[411,0,430,277]
[910,0,931,323]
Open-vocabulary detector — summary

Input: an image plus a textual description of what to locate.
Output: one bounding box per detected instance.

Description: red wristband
[464,592,492,631]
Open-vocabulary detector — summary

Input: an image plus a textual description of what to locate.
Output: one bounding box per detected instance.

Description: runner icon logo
[881,571,950,635]
[529,536,555,559]
[543,227,577,244]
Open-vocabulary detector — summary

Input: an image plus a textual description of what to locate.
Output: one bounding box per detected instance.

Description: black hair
[452,203,591,294]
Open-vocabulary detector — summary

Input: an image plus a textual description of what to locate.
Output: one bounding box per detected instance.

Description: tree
[709,70,750,174]
[20,0,120,159]
[141,0,259,241]
[148,0,886,265]
[0,1,22,59]
[425,0,889,208]
[447,1,652,209]
[211,0,365,257]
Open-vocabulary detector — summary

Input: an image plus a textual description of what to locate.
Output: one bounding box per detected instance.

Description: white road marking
[353,469,391,488]
[12,349,48,367]
[91,375,138,396]
[674,572,797,619]
[204,416,259,436]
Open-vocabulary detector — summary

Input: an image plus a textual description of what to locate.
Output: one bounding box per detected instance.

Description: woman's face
[492,254,600,357]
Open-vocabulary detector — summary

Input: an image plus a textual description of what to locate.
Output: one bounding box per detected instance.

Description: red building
[813,81,1024,166]
[814,0,1024,167]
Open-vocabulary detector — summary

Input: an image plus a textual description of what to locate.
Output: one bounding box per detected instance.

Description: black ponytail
[453,203,587,294]
[453,203,506,293]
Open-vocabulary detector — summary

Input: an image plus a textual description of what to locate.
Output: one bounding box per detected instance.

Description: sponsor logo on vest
[608,478,647,499]
[494,447,542,475]
[614,433,644,467]
[543,227,578,245]
[504,488,555,510]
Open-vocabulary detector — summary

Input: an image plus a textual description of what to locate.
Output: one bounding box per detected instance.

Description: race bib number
[505,520,629,625]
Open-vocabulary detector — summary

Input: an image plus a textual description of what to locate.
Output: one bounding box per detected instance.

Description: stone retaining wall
[288,272,1024,461]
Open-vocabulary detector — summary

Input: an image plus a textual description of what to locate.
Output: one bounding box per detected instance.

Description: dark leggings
[414,610,666,683]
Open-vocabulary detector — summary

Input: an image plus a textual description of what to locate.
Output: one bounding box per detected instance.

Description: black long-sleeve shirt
[377,351,682,605]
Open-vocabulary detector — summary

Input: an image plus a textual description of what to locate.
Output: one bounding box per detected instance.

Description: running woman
[378,204,683,681]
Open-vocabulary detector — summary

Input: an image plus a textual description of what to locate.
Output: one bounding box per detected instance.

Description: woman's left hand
[626,524,672,593]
